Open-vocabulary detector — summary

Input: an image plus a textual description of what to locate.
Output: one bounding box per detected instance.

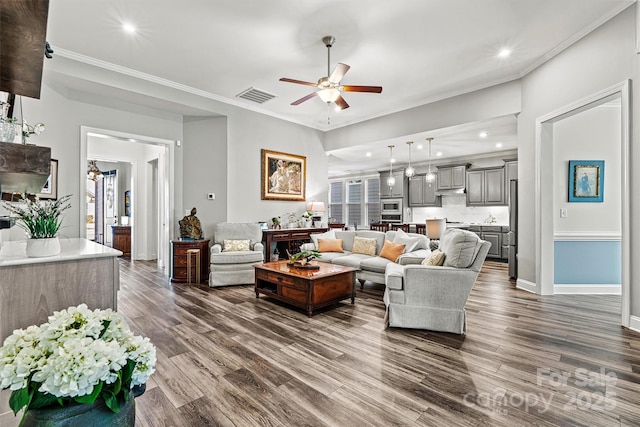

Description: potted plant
[0,304,156,426]
[2,194,72,257]
[301,211,313,228]
[286,212,298,229]
[271,216,281,229]
[288,249,321,269]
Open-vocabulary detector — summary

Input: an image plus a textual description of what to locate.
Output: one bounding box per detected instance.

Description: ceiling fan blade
[279,78,318,87]
[291,92,318,105]
[334,95,350,110]
[329,63,350,83]
[341,85,383,93]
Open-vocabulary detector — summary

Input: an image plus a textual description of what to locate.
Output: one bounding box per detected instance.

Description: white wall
[518,5,636,308]
[553,104,621,234]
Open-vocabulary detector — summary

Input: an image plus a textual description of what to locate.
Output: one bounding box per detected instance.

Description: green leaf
[121,359,135,386]
[74,382,102,404]
[29,391,59,409]
[98,319,112,339]
[101,391,120,413]
[9,388,32,415]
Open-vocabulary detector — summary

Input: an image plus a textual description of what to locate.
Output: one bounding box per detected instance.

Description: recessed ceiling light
[496,142,503,148]
[122,23,136,34]
[417,144,423,150]
[498,48,511,58]
[391,158,396,163]
[479,131,488,138]
[436,152,443,156]
[366,152,372,157]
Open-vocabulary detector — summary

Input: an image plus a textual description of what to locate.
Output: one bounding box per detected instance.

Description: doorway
[80,127,175,276]
[535,80,630,327]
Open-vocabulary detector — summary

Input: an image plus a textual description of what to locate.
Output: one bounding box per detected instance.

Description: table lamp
[426,219,446,250]
[306,201,326,227]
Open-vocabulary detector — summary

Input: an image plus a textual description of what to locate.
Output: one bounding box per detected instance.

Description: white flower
[0,304,156,402]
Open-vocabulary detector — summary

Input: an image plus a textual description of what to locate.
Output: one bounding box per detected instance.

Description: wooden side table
[262,227,328,260]
[171,239,210,283]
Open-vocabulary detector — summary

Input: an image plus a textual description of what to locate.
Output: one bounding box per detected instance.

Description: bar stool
[186,248,201,285]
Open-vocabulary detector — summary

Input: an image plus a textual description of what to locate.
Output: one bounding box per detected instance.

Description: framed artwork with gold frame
[261,149,306,201]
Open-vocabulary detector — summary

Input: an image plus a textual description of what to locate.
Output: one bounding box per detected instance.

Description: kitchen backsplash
[411,194,509,225]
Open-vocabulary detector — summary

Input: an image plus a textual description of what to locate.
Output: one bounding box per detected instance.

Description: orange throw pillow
[317,238,344,253]
[379,240,406,262]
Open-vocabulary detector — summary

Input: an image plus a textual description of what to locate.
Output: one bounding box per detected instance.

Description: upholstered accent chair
[383,228,491,334]
[209,222,264,287]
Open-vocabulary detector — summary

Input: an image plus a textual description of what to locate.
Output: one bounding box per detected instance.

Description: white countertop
[0,238,122,267]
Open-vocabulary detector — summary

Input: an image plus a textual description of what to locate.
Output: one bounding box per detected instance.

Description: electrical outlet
[207,193,215,200]
[560,208,567,218]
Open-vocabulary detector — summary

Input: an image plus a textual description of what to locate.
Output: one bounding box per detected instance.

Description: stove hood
[435,188,466,196]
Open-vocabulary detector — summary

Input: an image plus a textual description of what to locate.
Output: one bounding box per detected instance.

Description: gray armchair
[383,228,491,334]
[209,222,264,287]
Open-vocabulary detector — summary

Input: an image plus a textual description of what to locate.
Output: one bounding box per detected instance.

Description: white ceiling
[44,0,633,174]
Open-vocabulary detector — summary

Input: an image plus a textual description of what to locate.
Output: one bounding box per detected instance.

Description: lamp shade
[426,219,446,239]
[307,201,326,213]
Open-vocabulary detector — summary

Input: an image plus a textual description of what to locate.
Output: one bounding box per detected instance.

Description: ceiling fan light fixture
[318,88,340,103]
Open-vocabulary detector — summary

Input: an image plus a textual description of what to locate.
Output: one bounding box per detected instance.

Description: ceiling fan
[279,35,382,110]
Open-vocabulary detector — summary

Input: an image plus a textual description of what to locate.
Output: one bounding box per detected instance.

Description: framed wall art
[568,160,604,202]
[36,159,58,200]
[261,149,306,201]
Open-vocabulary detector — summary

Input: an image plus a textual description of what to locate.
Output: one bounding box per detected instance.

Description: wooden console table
[262,227,328,259]
[170,239,210,283]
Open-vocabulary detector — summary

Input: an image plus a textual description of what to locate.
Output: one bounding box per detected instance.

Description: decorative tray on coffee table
[288,261,320,270]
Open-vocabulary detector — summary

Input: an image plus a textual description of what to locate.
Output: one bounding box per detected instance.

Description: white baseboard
[554,284,621,295]
[629,316,640,333]
[516,278,537,293]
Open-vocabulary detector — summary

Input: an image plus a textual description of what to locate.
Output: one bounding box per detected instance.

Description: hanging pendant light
[425,137,436,186]
[405,141,415,177]
[387,145,396,189]
[87,160,103,181]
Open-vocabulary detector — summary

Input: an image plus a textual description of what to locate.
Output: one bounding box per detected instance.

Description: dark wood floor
[3,260,638,426]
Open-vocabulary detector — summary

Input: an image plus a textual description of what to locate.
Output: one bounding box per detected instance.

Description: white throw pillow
[310,229,336,249]
[393,229,422,253]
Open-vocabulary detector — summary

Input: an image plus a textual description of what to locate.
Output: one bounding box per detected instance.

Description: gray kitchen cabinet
[380,171,405,198]
[436,165,467,190]
[466,167,505,206]
[467,225,502,258]
[408,175,441,207]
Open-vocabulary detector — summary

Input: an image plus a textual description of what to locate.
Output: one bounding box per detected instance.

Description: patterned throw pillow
[317,238,344,253]
[421,250,446,266]
[379,240,406,262]
[352,236,377,256]
[223,239,251,252]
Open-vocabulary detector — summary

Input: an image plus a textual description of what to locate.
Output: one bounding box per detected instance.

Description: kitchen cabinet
[380,171,405,198]
[436,165,467,190]
[466,167,505,206]
[408,175,441,207]
[468,225,502,258]
[501,227,509,260]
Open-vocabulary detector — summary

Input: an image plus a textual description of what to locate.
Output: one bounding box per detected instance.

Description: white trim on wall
[630,316,640,333]
[554,284,621,294]
[516,278,537,293]
[553,232,621,241]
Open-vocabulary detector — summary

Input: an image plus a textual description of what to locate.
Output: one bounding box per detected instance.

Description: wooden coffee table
[255,260,357,317]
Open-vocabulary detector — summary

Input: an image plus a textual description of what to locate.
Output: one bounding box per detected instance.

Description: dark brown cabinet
[111,226,131,258]
[171,239,210,283]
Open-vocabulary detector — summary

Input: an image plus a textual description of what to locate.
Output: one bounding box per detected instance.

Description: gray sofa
[383,228,491,334]
[300,229,430,287]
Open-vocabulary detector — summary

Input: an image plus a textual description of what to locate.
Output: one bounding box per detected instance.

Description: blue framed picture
[568,160,604,202]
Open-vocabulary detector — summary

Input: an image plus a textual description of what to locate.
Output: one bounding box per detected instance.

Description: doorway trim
[534,80,630,327]
[80,126,176,276]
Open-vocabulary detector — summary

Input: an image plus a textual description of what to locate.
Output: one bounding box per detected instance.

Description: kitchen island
[0,238,122,341]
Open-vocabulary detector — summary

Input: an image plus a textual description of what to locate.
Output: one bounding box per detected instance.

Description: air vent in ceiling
[236,87,276,104]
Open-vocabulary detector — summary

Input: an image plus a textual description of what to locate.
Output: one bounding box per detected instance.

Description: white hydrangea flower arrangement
[0,304,156,423]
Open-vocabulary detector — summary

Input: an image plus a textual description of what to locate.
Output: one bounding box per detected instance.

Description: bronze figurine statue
[179,207,203,239]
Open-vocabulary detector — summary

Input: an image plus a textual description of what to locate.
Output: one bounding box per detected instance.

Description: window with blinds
[347,180,363,227]
[366,178,381,223]
[328,181,343,223]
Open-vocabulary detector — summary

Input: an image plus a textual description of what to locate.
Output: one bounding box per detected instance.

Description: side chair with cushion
[209,222,264,287]
[383,228,491,334]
